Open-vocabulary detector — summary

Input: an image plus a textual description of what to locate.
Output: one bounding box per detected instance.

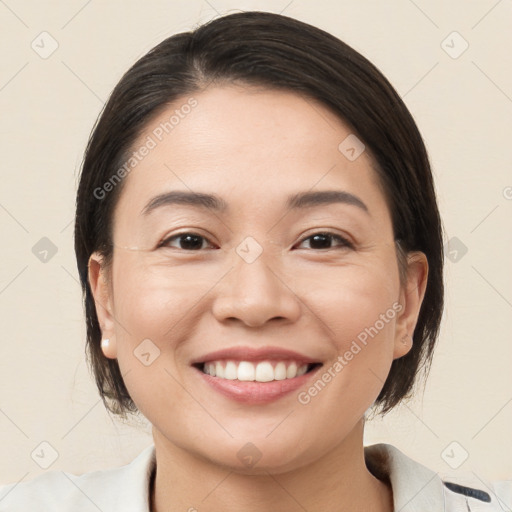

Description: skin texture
[89,85,428,512]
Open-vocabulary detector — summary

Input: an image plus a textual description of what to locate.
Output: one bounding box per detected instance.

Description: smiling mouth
[194,360,322,383]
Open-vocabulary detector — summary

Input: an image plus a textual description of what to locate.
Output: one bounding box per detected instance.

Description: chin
[181,426,333,476]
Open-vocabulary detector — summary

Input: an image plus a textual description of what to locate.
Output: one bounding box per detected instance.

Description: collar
[364,443,446,511]
[1,442,503,511]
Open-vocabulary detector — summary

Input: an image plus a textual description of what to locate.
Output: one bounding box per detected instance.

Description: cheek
[108,253,220,414]
[110,251,216,341]
[301,256,401,388]
[109,257,195,418]
[304,257,400,342]
[295,283,399,428]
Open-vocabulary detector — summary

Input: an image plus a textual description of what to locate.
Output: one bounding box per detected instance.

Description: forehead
[114,85,387,220]
[143,85,361,166]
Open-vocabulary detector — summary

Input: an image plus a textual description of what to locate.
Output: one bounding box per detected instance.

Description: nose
[211,252,301,328]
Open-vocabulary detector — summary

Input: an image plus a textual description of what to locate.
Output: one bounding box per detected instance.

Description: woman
[1,10,509,512]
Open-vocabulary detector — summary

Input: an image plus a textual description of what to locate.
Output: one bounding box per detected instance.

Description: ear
[393,251,429,359]
[88,252,117,359]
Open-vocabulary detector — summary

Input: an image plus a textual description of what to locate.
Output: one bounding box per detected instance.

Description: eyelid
[159,230,217,250]
[158,229,355,251]
[295,231,355,250]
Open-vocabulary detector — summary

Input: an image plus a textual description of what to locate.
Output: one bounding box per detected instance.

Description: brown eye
[161,233,213,251]
[296,232,353,250]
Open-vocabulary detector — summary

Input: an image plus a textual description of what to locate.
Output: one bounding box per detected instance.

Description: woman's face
[90,85,426,473]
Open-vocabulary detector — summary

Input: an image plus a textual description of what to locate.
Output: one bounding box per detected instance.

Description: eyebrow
[141,190,369,216]
[142,191,228,215]
[286,190,368,213]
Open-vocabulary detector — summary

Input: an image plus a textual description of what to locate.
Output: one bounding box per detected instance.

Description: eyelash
[159,231,354,251]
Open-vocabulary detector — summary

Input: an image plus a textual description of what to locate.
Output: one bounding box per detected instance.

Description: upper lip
[191,346,321,365]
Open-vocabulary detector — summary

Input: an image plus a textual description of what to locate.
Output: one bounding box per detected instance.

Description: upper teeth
[203,361,309,382]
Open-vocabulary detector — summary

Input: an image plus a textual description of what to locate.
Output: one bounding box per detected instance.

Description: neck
[150,420,393,512]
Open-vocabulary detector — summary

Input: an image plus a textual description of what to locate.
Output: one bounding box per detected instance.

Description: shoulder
[365,443,511,511]
[0,445,155,512]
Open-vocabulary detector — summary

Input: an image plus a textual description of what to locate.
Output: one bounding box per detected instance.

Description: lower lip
[194,366,321,404]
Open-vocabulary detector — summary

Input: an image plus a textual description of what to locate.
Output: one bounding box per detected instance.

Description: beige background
[0,0,511,487]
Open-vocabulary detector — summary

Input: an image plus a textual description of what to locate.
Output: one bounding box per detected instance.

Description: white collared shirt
[0,443,510,511]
